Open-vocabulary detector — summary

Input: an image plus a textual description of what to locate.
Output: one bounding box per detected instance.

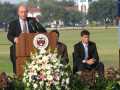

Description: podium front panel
[16,32,57,78]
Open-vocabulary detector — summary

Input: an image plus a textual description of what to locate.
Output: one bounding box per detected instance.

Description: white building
[75,0,97,13]
[27,7,41,18]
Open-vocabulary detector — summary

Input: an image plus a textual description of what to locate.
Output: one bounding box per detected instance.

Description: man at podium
[7,4,46,74]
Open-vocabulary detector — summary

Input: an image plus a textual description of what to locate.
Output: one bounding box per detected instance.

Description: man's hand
[86,58,95,65]
[14,37,19,44]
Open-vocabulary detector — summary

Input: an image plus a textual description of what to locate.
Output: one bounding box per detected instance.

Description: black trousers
[10,45,16,74]
[78,62,104,78]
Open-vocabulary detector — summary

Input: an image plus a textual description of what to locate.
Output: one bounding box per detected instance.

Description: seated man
[51,30,69,65]
[73,30,104,78]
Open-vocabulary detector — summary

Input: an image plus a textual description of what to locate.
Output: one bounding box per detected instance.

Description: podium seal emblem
[33,34,49,49]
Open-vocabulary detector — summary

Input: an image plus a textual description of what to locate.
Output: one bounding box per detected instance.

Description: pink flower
[38,74,46,81]
[53,73,60,81]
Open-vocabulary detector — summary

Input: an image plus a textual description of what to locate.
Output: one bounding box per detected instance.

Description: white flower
[41,64,47,70]
[47,75,53,81]
[38,68,41,71]
[61,79,65,85]
[29,77,32,82]
[27,83,30,87]
[54,62,59,66]
[118,81,120,85]
[23,78,26,83]
[52,58,57,63]
[31,54,36,60]
[39,49,46,54]
[66,78,70,84]
[53,65,57,69]
[52,53,57,58]
[55,69,60,72]
[42,56,49,62]
[28,65,32,69]
[45,64,52,70]
[33,72,37,76]
[53,81,59,86]
[47,53,52,58]
[59,64,64,67]
[46,70,51,75]
[34,65,39,69]
[23,49,70,89]
[33,83,38,89]
[23,72,27,77]
[55,75,60,81]
[39,81,44,86]
[60,72,64,76]
[36,55,43,59]
[31,61,36,65]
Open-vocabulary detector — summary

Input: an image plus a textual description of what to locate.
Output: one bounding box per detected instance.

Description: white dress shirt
[82,43,88,63]
[19,18,29,33]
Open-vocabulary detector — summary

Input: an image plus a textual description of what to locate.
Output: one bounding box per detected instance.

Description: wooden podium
[16,32,57,78]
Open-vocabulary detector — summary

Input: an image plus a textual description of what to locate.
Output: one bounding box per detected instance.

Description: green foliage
[70,75,120,90]
[70,74,90,90]
[0,73,118,90]
[91,78,120,90]
[28,0,83,25]
[95,78,108,90]
[63,10,84,26]
[0,2,17,22]
[88,0,117,24]
[8,76,25,90]
[105,81,120,90]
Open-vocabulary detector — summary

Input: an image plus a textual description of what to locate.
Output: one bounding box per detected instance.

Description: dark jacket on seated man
[74,41,99,70]
[73,41,104,77]
[51,30,69,65]
[73,30,104,78]
[57,42,69,65]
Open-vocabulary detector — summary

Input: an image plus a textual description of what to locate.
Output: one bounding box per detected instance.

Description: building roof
[28,6,42,13]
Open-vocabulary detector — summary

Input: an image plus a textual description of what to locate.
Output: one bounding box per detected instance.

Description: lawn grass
[0,28,119,74]
[0,32,12,74]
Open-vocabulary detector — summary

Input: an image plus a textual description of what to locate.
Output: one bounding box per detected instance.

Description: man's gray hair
[17,3,28,11]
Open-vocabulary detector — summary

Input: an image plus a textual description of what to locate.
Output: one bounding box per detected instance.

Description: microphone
[29,20,36,32]
[35,22,39,32]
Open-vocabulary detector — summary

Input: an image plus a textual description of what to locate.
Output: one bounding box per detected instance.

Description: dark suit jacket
[57,42,69,65]
[7,17,47,44]
[73,41,99,72]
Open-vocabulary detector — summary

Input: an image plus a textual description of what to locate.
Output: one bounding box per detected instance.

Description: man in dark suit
[51,30,69,65]
[73,30,104,78]
[7,4,46,74]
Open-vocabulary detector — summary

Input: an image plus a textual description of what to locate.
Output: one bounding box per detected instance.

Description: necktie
[23,21,27,33]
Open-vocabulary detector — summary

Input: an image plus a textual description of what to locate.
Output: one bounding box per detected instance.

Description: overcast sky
[0,0,28,4]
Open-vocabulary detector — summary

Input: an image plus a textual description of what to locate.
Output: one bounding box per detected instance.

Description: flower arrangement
[105,67,120,81]
[23,48,70,90]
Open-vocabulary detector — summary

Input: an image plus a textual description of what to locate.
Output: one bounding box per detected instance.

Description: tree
[88,0,117,25]
[63,10,84,26]
[28,0,83,26]
[0,2,17,22]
